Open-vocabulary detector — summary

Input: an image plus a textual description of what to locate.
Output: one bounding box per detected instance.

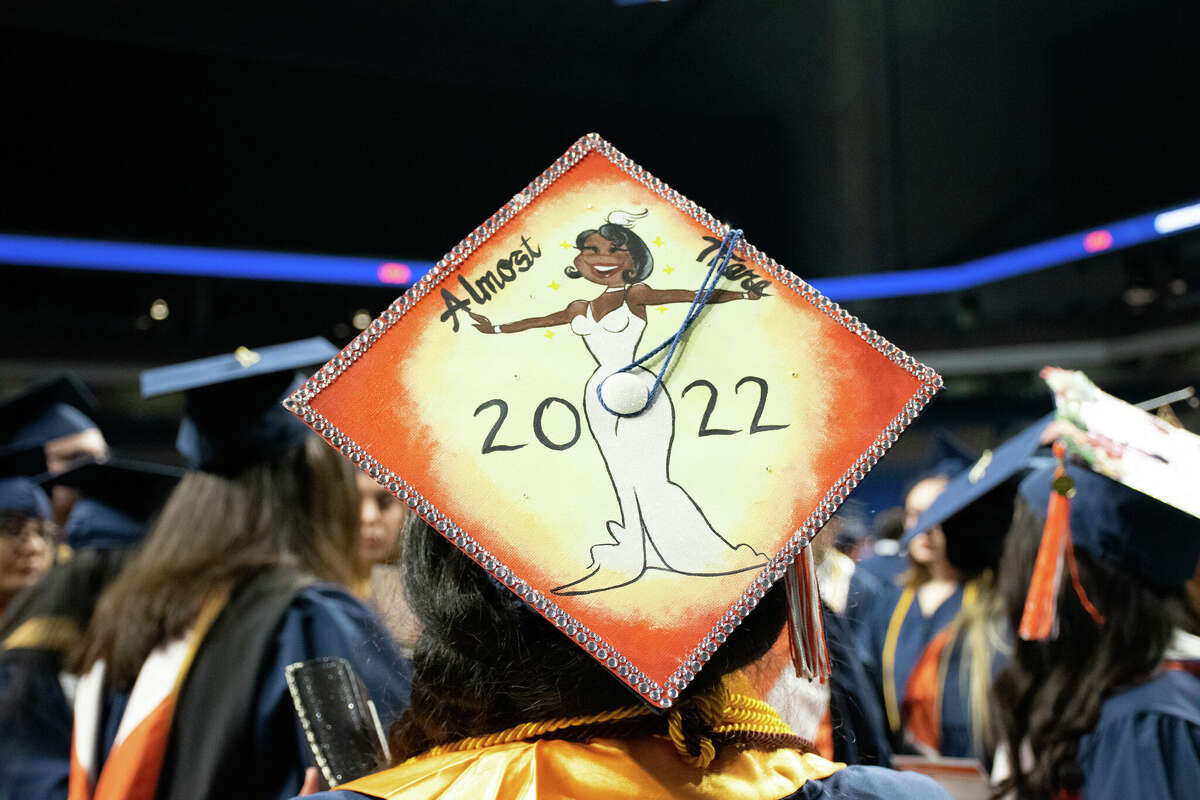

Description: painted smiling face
[574,232,635,288]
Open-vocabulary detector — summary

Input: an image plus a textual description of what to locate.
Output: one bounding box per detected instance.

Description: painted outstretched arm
[627,284,764,310]
[470,302,585,334]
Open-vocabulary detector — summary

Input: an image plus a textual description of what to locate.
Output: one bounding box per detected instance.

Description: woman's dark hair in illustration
[564,210,654,285]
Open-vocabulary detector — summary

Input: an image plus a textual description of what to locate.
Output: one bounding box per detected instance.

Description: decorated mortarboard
[43,458,185,550]
[0,374,100,451]
[283,134,941,707]
[1019,368,1200,641]
[141,338,339,474]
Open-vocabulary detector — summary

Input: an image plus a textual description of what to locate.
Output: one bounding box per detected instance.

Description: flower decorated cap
[1041,367,1200,518]
[1018,369,1200,639]
[283,134,940,706]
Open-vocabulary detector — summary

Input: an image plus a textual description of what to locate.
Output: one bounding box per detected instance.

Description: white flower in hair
[606,209,648,227]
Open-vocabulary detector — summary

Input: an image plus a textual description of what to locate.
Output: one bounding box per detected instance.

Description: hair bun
[605,209,648,227]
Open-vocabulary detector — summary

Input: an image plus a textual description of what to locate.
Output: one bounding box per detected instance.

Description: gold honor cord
[423,685,799,768]
[881,586,915,733]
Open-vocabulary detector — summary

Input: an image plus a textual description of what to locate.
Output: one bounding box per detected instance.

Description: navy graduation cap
[0,442,49,479]
[0,478,53,521]
[0,444,53,520]
[44,458,185,550]
[912,414,1055,539]
[1020,462,1200,591]
[907,415,1054,574]
[0,374,100,451]
[921,429,978,484]
[141,338,339,474]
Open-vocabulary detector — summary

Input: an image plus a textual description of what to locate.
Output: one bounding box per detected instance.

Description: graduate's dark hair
[564,222,654,285]
[990,496,1200,799]
[77,435,360,685]
[387,515,788,761]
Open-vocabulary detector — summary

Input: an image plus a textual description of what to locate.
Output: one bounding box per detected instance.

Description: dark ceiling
[2,0,1199,458]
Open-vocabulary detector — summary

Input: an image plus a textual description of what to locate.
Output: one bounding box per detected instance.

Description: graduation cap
[281,134,941,707]
[1018,369,1200,640]
[0,477,52,521]
[0,443,49,479]
[907,414,1054,573]
[0,443,53,519]
[43,458,185,550]
[918,430,978,485]
[141,338,339,474]
[0,374,100,451]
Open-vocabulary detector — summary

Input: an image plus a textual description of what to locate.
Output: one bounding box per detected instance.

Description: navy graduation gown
[1076,668,1200,800]
[861,582,964,746]
[0,548,132,800]
[0,648,74,800]
[841,565,889,642]
[85,574,411,800]
[855,553,907,588]
[823,605,893,766]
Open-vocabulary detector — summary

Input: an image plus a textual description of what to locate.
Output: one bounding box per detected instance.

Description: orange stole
[900,628,952,752]
[68,586,231,800]
[69,697,175,800]
[341,737,845,800]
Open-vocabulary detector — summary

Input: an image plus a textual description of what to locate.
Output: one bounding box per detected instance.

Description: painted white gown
[552,292,767,595]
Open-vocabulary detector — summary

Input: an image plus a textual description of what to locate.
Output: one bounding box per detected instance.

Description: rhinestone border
[282,133,942,708]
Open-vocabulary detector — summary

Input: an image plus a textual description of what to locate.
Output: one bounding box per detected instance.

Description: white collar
[874,539,900,557]
[1163,629,1200,662]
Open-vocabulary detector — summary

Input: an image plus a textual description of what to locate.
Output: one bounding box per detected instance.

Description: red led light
[377,262,413,284]
[1083,230,1113,253]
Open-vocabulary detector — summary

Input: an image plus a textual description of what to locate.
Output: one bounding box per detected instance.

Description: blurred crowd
[1,348,1197,800]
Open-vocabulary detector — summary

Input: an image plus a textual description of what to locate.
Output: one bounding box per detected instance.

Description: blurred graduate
[61,339,411,800]
[856,434,973,588]
[0,457,181,799]
[991,369,1200,800]
[0,447,58,618]
[896,416,1054,761]
[859,440,979,756]
[0,375,110,526]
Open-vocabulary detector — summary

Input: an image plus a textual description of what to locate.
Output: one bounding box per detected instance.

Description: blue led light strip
[808,199,1200,301]
[0,233,435,288]
[1,198,1197,298]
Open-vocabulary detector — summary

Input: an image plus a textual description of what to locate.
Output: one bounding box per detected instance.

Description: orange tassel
[1065,531,1106,627]
[1018,442,1072,641]
[785,543,831,682]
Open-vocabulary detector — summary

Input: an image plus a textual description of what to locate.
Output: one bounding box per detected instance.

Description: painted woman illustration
[469,210,768,595]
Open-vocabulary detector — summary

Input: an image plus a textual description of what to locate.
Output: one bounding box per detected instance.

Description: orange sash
[342,737,845,800]
[68,587,230,800]
[900,628,952,753]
